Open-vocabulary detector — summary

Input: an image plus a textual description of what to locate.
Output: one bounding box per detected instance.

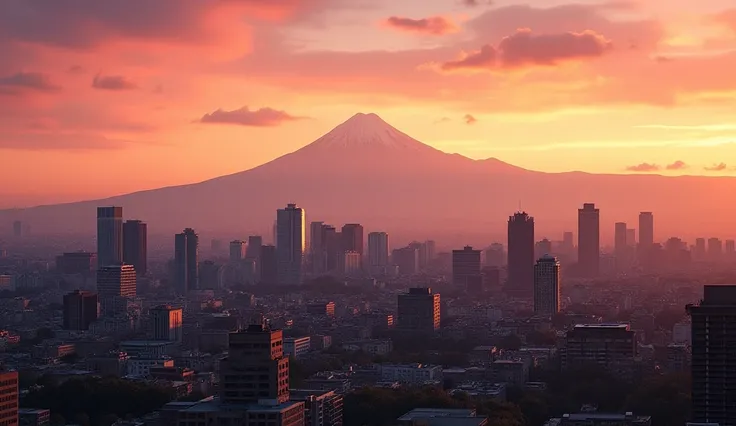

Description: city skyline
[2,1,736,207]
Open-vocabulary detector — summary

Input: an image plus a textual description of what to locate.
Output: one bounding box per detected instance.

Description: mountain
[2,112,736,244]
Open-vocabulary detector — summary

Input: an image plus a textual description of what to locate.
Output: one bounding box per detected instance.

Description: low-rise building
[397,408,488,426]
[341,340,392,355]
[19,408,50,426]
[380,364,442,385]
[284,337,311,359]
[290,389,343,426]
[128,358,175,377]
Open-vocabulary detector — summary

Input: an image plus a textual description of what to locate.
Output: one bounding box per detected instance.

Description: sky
[1,0,736,208]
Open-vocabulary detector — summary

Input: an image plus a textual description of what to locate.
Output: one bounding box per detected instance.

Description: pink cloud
[441,45,497,71]
[92,74,137,91]
[199,106,306,127]
[0,72,60,94]
[464,114,478,125]
[384,16,458,36]
[626,163,660,172]
[704,163,728,172]
[666,160,687,170]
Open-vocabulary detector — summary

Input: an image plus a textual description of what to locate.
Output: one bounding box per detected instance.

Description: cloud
[385,16,458,36]
[704,163,728,171]
[464,114,478,125]
[434,117,451,124]
[462,0,492,6]
[666,160,687,170]
[0,132,137,150]
[440,28,612,71]
[0,72,60,94]
[199,106,305,127]
[68,65,84,74]
[712,9,736,32]
[626,163,660,172]
[92,74,137,91]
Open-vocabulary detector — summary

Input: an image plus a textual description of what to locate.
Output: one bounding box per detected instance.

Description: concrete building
[128,358,175,377]
[290,389,343,426]
[577,203,600,277]
[123,220,147,276]
[368,232,390,271]
[63,290,98,330]
[688,285,736,426]
[341,224,364,256]
[392,247,419,276]
[306,302,335,318]
[284,337,312,359]
[97,206,123,267]
[341,251,361,275]
[507,212,535,297]
[561,324,636,376]
[452,246,482,288]
[56,252,96,275]
[151,305,183,342]
[544,411,651,426]
[96,264,136,316]
[397,288,440,334]
[397,408,488,426]
[18,408,50,426]
[229,240,246,263]
[175,228,199,294]
[638,212,654,249]
[276,204,306,286]
[0,370,18,426]
[533,255,560,316]
[380,364,443,385]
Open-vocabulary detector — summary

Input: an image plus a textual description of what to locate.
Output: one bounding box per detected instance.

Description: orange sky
[1,0,736,208]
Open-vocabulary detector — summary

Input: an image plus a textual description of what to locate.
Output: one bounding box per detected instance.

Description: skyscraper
[708,237,723,261]
[368,232,390,270]
[484,243,505,267]
[246,235,263,260]
[626,228,636,247]
[150,305,183,342]
[97,206,123,267]
[310,221,326,273]
[638,212,654,248]
[577,203,600,277]
[534,255,560,316]
[688,285,736,426]
[452,246,481,287]
[534,238,552,260]
[174,228,199,294]
[397,288,440,334]
[507,212,535,297]
[12,220,22,238]
[260,245,278,284]
[614,222,628,270]
[341,223,364,254]
[276,204,305,286]
[63,290,98,330]
[123,220,147,276]
[97,264,136,316]
[229,240,246,263]
[0,370,18,426]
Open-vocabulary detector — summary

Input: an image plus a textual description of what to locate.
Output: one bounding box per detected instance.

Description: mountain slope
[2,112,736,242]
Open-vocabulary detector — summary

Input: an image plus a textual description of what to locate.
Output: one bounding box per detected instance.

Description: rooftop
[398,408,477,420]
[573,324,629,330]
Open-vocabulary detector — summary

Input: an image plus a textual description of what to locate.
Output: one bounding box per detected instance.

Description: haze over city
[3,2,736,426]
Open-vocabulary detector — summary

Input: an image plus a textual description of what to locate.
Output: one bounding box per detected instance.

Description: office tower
[199,260,221,289]
[342,251,361,275]
[220,323,291,404]
[484,243,505,267]
[0,370,18,426]
[638,212,654,248]
[392,246,419,275]
[534,238,552,260]
[310,222,326,273]
[452,246,482,287]
[63,290,98,330]
[122,220,147,276]
[577,203,600,277]
[341,223,364,255]
[97,206,123,267]
[688,285,736,426]
[726,239,735,258]
[534,255,560,316]
[626,228,636,247]
[562,231,574,249]
[97,264,136,316]
[707,237,723,261]
[229,240,246,263]
[150,305,183,342]
[614,222,628,271]
[368,232,390,269]
[246,236,263,260]
[276,204,305,286]
[322,225,341,273]
[507,212,535,297]
[12,220,21,238]
[56,252,96,275]
[260,245,278,284]
[397,287,441,333]
[694,238,706,261]
[561,324,636,375]
[174,228,199,294]
[425,240,437,261]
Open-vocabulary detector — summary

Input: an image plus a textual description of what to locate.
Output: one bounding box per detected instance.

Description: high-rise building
[534,238,552,260]
[577,203,600,277]
[63,290,98,330]
[323,225,341,273]
[97,206,123,267]
[688,285,736,426]
[726,239,735,258]
[150,305,183,342]
[290,389,344,426]
[452,246,481,287]
[694,238,707,261]
[56,252,96,275]
[174,228,199,294]
[260,245,278,284]
[341,251,361,275]
[341,224,364,255]
[220,323,291,404]
[561,324,636,376]
[276,204,305,286]
[310,222,326,273]
[614,222,628,270]
[0,370,18,426]
[123,220,147,276]
[12,220,22,238]
[392,247,418,276]
[507,212,535,297]
[707,237,723,261]
[534,255,560,316]
[246,236,263,260]
[368,232,390,269]
[229,240,246,263]
[397,287,440,334]
[626,228,636,247]
[484,243,505,268]
[97,264,136,316]
[638,212,654,248]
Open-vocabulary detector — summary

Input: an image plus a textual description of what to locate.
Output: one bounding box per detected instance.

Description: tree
[624,374,690,426]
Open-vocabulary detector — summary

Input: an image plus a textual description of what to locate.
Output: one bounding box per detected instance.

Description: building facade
[533,255,560,316]
[276,204,306,286]
[0,370,18,426]
[97,206,123,267]
[577,203,600,277]
[397,288,440,334]
[151,305,183,342]
[452,246,482,288]
[507,212,535,297]
[175,228,199,294]
[123,220,147,276]
[63,290,98,330]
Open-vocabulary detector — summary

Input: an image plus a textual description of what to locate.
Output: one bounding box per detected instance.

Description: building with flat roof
[561,324,636,376]
[543,411,651,426]
[397,408,488,426]
[151,305,183,342]
[18,408,50,426]
[290,389,343,426]
[397,288,440,334]
[284,337,311,359]
[63,290,98,330]
[0,370,19,426]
